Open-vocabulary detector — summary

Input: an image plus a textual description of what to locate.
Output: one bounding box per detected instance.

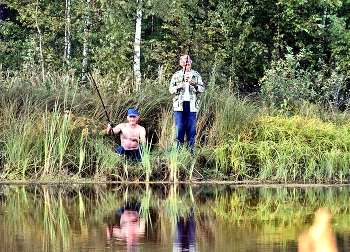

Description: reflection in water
[298,208,338,252]
[107,203,145,251]
[1,184,350,252]
[174,209,196,252]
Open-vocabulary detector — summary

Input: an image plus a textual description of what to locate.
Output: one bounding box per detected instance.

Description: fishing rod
[182,4,198,83]
[87,72,115,135]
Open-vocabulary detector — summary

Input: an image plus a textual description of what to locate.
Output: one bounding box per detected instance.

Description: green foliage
[3,67,350,183]
[260,48,322,108]
[260,48,350,110]
[2,0,350,94]
[215,114,350,182]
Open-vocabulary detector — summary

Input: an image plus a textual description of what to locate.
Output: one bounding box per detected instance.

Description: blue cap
[127,109,138,116]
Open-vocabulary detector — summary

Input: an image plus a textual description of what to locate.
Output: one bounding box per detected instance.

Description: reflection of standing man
[169,55,205,153]
[173,210,196,251]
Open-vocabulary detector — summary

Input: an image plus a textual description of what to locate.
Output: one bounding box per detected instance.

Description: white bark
[64,0,71,69]
[36,0,45,83]
[82,0,90,82]
[134,0,142,87]
[319,7,327,64]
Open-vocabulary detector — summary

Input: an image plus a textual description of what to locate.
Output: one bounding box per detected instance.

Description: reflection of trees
[0,185,350,251]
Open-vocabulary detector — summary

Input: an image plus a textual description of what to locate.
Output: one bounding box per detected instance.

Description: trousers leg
[183,101,197,147]
[136,147,142,162]
[116,146,125,156]
[174,111,185,144]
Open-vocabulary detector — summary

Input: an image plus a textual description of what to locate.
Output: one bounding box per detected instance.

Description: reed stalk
[141,140,152,182]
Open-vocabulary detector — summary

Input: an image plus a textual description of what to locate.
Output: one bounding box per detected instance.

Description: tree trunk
[319,6,327,64]
[64,0,71,70]
[36,0,45,83]
[134,0,142,88]
[82,0,90,83]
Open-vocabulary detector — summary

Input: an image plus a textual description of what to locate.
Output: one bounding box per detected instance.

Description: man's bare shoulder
[116,123,128,129]
[136,124,145,130]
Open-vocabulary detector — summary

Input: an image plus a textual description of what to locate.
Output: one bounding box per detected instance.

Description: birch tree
[82,0,90,82]
[319,6,328,64]
[134,0,142,87]
[36,0,45,83]
[64,0,71,70]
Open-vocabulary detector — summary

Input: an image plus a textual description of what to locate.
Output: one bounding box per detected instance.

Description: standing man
[169,55,205,153]
[106,109,146,162]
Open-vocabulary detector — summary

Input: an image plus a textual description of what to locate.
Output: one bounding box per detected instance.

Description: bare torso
[117,123,145,150]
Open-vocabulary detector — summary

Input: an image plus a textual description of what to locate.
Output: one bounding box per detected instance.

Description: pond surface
[0,183,349,252]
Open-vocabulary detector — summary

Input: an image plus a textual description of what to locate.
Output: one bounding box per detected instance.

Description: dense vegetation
[2,0,350,94]
[1,1,350,182]
[1,69,350,182]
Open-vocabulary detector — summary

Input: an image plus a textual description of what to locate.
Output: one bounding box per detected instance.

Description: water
[0,183,349,252]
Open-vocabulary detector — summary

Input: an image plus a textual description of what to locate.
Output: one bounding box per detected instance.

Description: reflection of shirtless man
[106,109,146,162]
[106,210,145,249]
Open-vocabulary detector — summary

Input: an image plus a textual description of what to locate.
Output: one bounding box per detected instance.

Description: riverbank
[1,70,350,183]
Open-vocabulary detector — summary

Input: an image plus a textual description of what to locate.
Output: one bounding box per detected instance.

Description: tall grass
[2,68,350,182]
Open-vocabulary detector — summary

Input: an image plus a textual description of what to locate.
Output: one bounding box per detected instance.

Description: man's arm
[106,123,123,135]
[139,127,146,145]
[169,72,183,94]
[190,72,204,93]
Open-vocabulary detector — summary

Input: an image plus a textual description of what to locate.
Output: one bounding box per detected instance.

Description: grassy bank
[1,69,350,183]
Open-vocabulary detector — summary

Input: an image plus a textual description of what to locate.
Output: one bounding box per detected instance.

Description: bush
[260,48,350,111]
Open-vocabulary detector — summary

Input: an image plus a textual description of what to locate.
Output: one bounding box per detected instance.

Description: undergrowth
[1,68,350,183]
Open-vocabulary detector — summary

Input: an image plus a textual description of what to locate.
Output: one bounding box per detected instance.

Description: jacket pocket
[173,97,179,108]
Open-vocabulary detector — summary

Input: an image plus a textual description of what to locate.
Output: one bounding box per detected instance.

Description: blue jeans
[116,146,142,162]
[174,213,196,250]
[174,101,197,147]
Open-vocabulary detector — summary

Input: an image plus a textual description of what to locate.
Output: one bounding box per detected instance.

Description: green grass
[2,68,350,182]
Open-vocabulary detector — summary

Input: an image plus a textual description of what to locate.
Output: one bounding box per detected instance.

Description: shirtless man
[106,109,146,162]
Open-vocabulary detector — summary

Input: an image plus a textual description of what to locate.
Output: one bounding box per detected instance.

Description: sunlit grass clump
[215,115,350,182]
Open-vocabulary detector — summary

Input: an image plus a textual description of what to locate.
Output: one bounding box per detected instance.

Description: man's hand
[177,82,184,89]
[189,81,198,89]
[107,124,113,135]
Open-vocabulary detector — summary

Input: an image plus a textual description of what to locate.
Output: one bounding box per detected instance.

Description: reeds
[2,68,350,182]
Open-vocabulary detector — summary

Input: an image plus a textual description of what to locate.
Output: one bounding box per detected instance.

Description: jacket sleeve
[195,73,205,93]
[169,73,180,94]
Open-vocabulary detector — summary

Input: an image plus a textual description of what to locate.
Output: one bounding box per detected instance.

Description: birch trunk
[64,0,71,70]
[82,0,90,83]
[319,7,327,64]
[36,0,45,83]
[134,0,142,88]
